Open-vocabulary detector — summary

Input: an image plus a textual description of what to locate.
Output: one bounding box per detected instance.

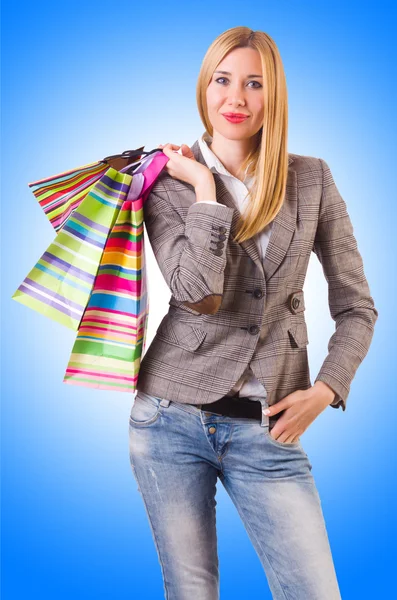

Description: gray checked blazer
[136,140,379,411]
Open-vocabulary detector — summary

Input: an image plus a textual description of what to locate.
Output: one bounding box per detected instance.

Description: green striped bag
[62,152,168,392]
[12,167,135,330]
[63,182,149,392]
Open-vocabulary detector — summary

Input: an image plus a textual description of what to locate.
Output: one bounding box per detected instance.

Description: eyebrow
[214,70,263,78]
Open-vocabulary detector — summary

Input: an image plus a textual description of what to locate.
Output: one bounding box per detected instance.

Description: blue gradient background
[2,1,395,598]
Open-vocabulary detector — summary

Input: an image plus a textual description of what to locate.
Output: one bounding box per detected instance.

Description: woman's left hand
[264,381,336,443]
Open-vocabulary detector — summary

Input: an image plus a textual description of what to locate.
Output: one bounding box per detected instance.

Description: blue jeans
[128,390,341,600]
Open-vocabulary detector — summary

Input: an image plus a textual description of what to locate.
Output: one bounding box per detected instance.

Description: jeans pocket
[265,429,301,448]
[129,391,162,427]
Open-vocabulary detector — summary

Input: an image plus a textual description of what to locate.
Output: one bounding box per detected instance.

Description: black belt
[199,396,264,420]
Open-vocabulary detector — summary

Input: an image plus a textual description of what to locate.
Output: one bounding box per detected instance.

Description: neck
[206,131,258,180]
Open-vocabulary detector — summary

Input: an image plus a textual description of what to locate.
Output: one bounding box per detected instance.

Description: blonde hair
[196,26,289,244]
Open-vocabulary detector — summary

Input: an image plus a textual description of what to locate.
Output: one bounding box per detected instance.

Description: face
[206,47,265,142]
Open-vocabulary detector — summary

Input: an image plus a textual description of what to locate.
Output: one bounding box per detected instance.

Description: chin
[219,129,254,141]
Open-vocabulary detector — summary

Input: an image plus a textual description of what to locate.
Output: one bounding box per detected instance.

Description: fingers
[158,143,183,158]
[158,143,195,163]
[158,143,180,150]
[180,144,195,160]
[158,143,187,152]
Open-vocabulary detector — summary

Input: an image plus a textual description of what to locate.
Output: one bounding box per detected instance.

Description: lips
[222,113,249,118]
[222,113,249,123]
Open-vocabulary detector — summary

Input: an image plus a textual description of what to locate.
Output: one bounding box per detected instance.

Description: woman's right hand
[158,143,213,189]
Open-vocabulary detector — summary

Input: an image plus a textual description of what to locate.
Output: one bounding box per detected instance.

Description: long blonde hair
[196,26,289,244]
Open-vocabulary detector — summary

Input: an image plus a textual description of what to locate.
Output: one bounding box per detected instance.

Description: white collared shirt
[197,131,271,398]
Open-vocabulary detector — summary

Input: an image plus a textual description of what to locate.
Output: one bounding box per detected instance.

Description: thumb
[180,144,195,160]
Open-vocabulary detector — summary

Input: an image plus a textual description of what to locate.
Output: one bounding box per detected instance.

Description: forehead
[215,47,262,74]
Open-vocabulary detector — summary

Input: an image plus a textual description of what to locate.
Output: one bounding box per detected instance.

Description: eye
[247,81,262,89]
[214,77,262,89]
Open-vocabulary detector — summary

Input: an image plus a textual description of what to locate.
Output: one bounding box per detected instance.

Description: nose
[224,83,247,106]
[226,95,246,107]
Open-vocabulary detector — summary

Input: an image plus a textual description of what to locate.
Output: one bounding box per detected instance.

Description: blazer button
[216,241,225,248]
[218,226,227,234]
[288,290,304,314]
[218,234,227,241]
[248,325,260,335]
[253,288,263,299]
[213,249,223,256]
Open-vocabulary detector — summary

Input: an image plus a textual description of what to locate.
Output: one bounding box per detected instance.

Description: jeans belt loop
[251,396,270,428]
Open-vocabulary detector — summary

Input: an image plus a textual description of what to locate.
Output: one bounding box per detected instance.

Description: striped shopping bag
[28,148,146,232]
[12,167,135,329]
[63,151,168,392]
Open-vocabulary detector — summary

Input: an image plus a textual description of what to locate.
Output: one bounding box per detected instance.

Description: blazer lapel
[191,140,297,282]
[261,168,298,282]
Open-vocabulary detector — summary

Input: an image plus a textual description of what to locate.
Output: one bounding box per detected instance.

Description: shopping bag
[12,166,135,330]
[63,150,168,392]
[28,148,146,232]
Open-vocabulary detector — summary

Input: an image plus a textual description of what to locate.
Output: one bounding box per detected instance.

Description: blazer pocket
[157,315,208,352]
[288,320,309,348]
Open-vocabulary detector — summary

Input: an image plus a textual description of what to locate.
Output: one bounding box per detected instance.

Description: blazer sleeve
[312,158,379,411]
[143,179,235,315]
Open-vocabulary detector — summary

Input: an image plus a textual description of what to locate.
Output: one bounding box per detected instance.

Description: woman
[128,27,378,599]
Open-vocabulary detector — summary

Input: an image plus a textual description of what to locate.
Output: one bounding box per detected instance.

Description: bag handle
[101,147,162,173]
[102,146,170,202]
